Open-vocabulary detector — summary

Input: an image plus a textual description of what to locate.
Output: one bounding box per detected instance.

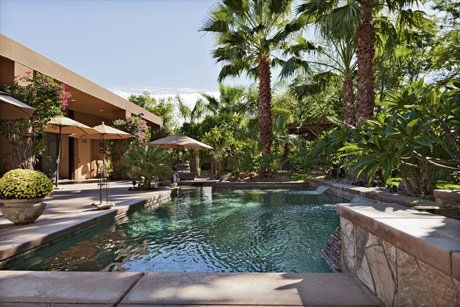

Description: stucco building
[0,34,162,181]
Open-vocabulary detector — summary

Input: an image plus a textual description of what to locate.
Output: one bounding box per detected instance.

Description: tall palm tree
[202,0,302,175]
[282,34,357,125]
[298,0,424,125]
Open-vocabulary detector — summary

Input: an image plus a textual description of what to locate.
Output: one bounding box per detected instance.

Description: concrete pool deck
[0,271,381,306]
[0,181,172,262]
[0,181,382,306]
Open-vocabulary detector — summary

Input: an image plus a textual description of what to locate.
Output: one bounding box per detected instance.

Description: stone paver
[0,271,381,306]
[0,181,171,262]
[120,272,381,306]
[0,270,143,306]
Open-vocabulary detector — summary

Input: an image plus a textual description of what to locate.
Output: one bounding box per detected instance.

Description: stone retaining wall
[337,202,460,306]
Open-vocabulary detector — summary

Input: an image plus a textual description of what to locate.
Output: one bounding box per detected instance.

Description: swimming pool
[3,187,344,272]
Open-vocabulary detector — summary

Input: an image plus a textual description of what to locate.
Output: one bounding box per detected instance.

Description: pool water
[4,187,344,272]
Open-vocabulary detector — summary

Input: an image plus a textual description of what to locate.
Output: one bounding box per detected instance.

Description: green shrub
[290,126,354,177]
[120,144,173,189]
[0,169,54,200]
[340,80,460,196]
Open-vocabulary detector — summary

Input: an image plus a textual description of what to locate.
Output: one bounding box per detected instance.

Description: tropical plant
[177,95,206,124]
[297,0,430,124]
[203,126,235,178]
[129,92,177,133]
[290,126,353,177]
[202,0,304,175]
[0,169,53,200]
[120,145,173,189]
[0,73,68,169]
[340,80,459,196]
[282,32,357,125]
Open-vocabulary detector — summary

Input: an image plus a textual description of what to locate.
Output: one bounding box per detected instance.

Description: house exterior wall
[0,35,162,181]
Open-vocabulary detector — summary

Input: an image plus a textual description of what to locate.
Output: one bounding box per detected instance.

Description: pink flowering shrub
[1,73,67,168]
[57,83,72,111]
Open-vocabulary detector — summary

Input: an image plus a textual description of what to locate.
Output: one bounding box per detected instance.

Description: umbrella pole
[102,135,109,205]
[195,150,200,177]
[54,126,62,188]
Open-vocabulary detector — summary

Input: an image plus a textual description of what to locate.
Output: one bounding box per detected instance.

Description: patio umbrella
[45,115,99,188]
[70,122,133,208]
[0,91,35,119]
[149,135,212,150]
[149,135,212,178]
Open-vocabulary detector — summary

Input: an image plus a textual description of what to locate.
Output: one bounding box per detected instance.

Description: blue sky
[0,0,233,96]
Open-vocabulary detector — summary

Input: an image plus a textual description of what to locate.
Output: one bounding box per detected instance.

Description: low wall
[306,178,436,207]
[337,201,460,306]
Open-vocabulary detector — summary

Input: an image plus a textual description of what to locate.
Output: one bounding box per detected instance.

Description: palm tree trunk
[257,53,273,176]
[342,71,355,125]
[356,0,375,125]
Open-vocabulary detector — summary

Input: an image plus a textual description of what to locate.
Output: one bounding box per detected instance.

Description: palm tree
[201,83,247,115]
[202,0,302,175]
[177,95,205,124]
[298,0,425,125]
[282,34,357,125]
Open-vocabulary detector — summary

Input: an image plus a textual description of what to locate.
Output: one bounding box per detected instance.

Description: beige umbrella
[71,122,133,208]
[149,135,212,150]
[149,135,212,178]
[70,122,133,170]
[0,91,35,119]
[45,115,99,187]
[71,122,133,140]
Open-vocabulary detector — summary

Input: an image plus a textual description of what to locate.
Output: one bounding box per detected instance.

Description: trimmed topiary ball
[0,169,54,200]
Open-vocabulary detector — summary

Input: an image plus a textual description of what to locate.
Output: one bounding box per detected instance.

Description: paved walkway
[0,271,381,306]
[0,181,172,261]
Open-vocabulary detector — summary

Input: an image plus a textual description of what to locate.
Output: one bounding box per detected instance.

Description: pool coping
[0,189,172,263]
[0,270,382,306]
[306,178,436,207]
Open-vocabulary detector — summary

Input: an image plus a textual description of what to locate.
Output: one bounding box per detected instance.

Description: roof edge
[0,34,163,127]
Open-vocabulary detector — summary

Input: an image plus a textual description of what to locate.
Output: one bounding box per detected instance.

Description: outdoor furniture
[45,116,98,188]
[0,91,35,119]
[177,163,195,180]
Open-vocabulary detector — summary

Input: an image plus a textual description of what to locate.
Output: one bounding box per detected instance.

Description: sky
[0,0,436,107]
[0,0,239,105]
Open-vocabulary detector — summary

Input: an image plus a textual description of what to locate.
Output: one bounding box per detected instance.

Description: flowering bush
[0,169,54,200]
[58,83,72,111]
[0,73,70,168]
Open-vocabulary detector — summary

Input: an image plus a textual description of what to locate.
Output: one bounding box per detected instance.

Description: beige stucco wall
[0,35,163,180]
[59,136,69,179]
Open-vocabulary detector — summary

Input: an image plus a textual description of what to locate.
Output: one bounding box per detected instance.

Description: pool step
[0,271,382,306]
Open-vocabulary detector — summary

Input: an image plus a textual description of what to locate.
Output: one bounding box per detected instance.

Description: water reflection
[5,188,343,273]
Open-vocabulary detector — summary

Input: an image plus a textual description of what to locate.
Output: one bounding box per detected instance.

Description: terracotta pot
[0,198,47,225]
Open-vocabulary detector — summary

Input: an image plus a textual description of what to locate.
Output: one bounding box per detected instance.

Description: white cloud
[110,86,219,108]
[109,86,220,126]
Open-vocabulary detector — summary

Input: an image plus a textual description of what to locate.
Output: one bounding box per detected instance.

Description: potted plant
[0,169,53,224]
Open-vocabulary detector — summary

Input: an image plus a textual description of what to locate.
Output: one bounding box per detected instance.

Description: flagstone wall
[340,216,460,306]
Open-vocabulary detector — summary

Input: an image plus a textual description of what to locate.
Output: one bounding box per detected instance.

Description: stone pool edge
[0,189,172,263]
[0,271,382,306]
